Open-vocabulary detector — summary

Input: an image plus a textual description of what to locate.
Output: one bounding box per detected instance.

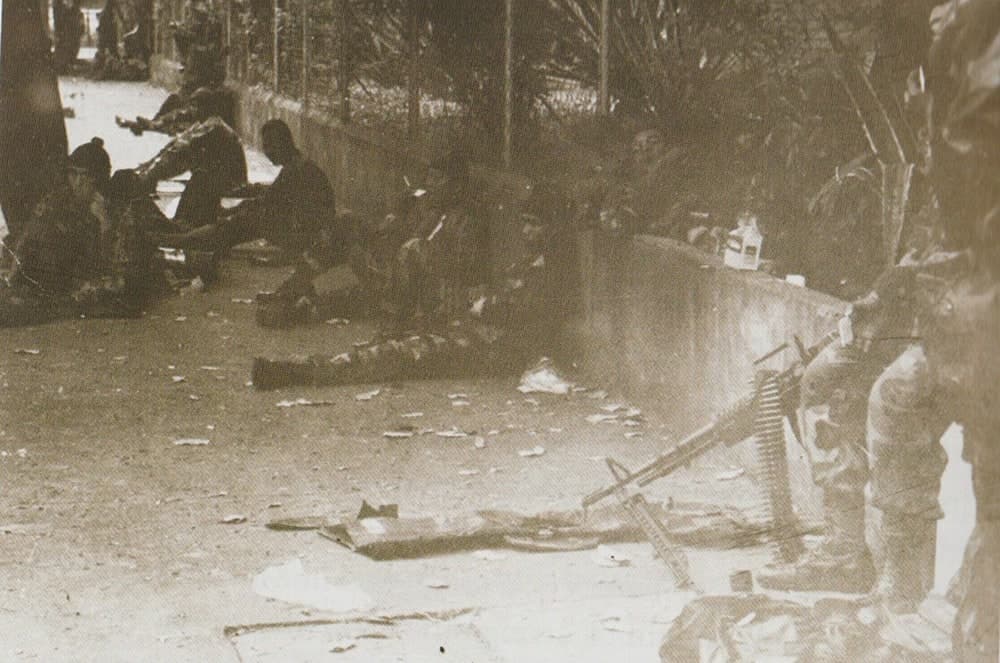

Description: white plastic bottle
[723,213,763,270]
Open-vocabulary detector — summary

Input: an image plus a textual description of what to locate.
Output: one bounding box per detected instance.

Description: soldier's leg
[251,326,512,390]
[868,344,950,612]
[757,341,891,592]
[951,425,999,662]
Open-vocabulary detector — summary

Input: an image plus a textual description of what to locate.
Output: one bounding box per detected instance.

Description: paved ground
[0,78,973,662]
[0,78,781,662]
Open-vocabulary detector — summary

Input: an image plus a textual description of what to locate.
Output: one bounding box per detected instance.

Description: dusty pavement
[0,79,795,662]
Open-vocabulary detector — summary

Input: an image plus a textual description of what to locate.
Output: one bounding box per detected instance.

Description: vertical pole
[502,0,513,168]
[225,0,232,82]
[406,0,420,140]
[598,0,610,115]
[301,0,310,108]
[272,0,279,91]
[338,0,350,124]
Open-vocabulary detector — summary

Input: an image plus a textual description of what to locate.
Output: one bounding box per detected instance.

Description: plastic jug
[723,213,763,271]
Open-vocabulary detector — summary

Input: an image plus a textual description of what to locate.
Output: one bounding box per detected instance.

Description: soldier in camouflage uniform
[761,1,1000,633]
[250,184,563,390]
[116,85,237,137]
[0,139,110,326]
[133,116,247,231]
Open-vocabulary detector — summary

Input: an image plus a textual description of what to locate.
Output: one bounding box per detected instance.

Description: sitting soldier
[134,116,248,231]
[150,119,350,303]
[0,139,110,326]
[250,183,568,390]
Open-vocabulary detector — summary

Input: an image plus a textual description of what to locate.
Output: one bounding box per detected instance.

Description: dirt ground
[0,79,782,662]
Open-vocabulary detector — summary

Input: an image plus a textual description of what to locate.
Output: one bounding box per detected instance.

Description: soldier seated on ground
[133,116,248,232]
[116,85,236,137]
[0,139,111,326]
[149,119,350,299]
[278,150,491,330]
[250,182,567,390]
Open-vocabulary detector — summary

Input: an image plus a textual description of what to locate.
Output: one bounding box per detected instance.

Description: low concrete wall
[569,231,846,516]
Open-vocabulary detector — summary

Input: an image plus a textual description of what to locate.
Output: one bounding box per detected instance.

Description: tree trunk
[0,0,69,243]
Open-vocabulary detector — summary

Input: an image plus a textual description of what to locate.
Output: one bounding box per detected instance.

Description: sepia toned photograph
[0,0,997,660]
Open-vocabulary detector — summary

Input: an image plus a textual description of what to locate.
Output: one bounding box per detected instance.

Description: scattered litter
[517,358,574,395]
[400,412,423,418]
[424,578,449,589]
[447,393,468,400]
[451,400,470,407]
[383,429,414,439]
[587,389,608,400]
[209,491,228,498]
[267,502,282,509]
[329,640,357,654]
[174,316,187,322]
[518,446,546,458]
[252,559,374,612]
[188,394,201,401]
[354,388,381,401]
[621,419,642,427]
[623,407,643,419]
[206,310,220,317]
[487,429,500,436]
[173,438,210,446]
[199,366,220,371]
[523,397,540,406]
[716,467,746,481]
[172,375,186,383]
[474,437,487,449]
[591,545,631,567]
[325,318,350,326]
[472,550,507,561]
[601,403,625,413]
[14,348,41,355]
[585,413,619,424]
[547,427,563,433]
[436,428,468,439]
[276,398,335,408]
[602,621,633,633]
[546,632,573,639]
[231,298,253,304]
[457,469,480,477]
[624,431,643,439]
[221,514,247,524]
[15,448,27,458]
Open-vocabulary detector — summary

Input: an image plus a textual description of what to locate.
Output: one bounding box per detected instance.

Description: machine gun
[582,329,840,588]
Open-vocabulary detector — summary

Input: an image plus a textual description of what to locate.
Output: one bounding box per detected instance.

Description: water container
[723,213,763,270]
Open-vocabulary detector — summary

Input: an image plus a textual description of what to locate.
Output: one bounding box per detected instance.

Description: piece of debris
[15,448,27,458]
[400,412,423,418]
[458,469,480,477]
[624,431,643,439]
[252,559,374,612]
[221,514,247,524]
[325,318,350,326]
[518,446,546,458]
[188,394,201,401]
[267,502,282,509]
[276,398,335,408]
[231,298,253,304]
[547,427,564,433]
[473,437,487,449]
[517,358,574,395]
[586,413,619,424]
[329,639,357,654]
[451,399,470,407]
[716,467,746,481]
[383,429,414,439]
[447,393,468,400]
[13,348,41,355]
[424,578,449,589]
[174,316,187,322]
[172,375,186,383]
[591,544,631,567]
[600,403,625,413]
[523,397,540,406]
[354,388,381,401]
[436,428,468,439]
[199,366,220,371]
[587,389,608,400]
[173,438,210,446]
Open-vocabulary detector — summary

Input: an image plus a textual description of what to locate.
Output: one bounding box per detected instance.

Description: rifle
[582,329,839,585]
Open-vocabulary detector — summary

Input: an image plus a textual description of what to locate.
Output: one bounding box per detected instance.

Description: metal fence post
[502,0,513,168]
[225,0,233,82]
[599,0,610,115]
[406,0,420,139]
[272,0,280,91]
[302,0,310,108]
[338,0,350,123]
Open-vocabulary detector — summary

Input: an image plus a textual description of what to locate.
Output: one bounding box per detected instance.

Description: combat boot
[870,513,936,614]
[756,499,875,593]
